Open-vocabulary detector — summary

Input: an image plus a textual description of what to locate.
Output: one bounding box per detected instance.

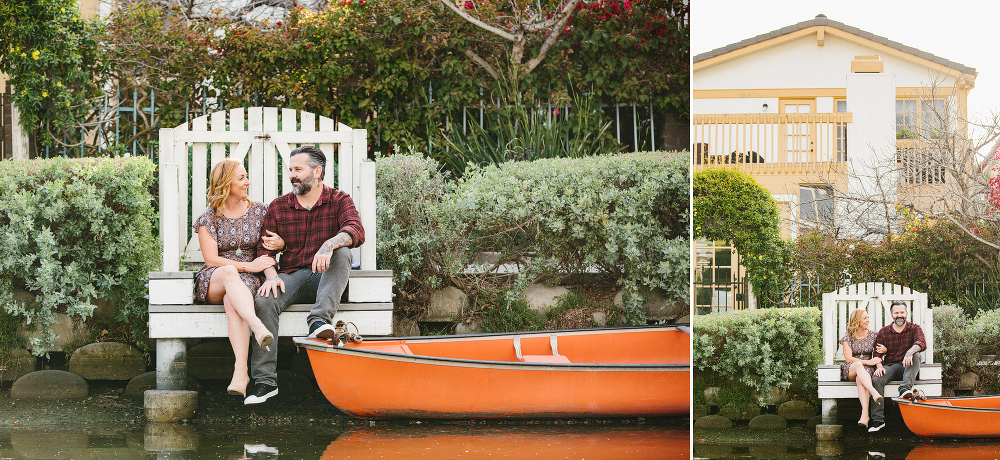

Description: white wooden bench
[150,107,393,391]
[818,283,941,429]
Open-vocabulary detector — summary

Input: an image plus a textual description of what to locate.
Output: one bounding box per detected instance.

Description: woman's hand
[868,356,882,366]
[248,256,276,273]
[875,343,887,354]
[262,230,285,252]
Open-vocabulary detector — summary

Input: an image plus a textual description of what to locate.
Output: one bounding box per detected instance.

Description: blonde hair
[207,159,250,220]
[846,308,867,338]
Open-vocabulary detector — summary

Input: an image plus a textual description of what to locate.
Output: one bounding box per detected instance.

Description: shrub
[694,307,822,405]
[933,305,978,388]
[694,168,792,308]
[0,157,160,354]
[441,151,689,324]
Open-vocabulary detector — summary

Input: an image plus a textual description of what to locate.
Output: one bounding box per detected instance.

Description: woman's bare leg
[206,266,273,348]
[848,362,874,425]
[223,295,251,394]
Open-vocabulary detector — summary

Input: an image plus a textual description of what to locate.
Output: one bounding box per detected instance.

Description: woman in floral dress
[841,308,884,428]
[193,159,284,397]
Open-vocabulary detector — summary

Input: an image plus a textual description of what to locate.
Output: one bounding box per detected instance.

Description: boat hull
[896,395,1000,438]
[295,326,689,419]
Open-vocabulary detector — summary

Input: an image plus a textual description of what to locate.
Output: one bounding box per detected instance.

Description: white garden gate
[157,106,376,271]
[816,282,941,432]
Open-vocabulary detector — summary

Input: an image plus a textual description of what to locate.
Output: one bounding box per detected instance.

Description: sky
[692,0,1000,158]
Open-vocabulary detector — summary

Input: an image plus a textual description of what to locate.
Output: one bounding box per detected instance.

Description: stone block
[613,289,687,321]
[0,348,36,382]
[523,283,570,314]
[942,387,956,397]
[145,423,198,452]
[777,400,817,420]
[718,402,760,421]
[393,316,420,337]
[748,414,787,429]
[125,371,201,401]
[455,321,484,335]
[693,405,709,419]
[673,314,690,324]
[187,340,235,380]
[12,370,88,400]
[757,386,788,406]
[68,342,145,380]
[21,312,90,352]
[703,386,720,406]
[958,372,979,390]
[694,415,733,429]
[591,312,607,327]
[815,424,842,441]
[144,390,198,422]
[806,415,822,429]
[426,287,467,321]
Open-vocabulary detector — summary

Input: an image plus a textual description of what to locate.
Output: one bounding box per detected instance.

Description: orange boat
[320,425,689,459]
[293,326,689,418]
[896,395,1000,438]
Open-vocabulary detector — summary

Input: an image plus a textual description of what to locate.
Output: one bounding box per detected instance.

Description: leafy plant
[694,307,822,405]
[0,157,160,354]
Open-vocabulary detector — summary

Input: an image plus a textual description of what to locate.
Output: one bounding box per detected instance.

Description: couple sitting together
[192,146,364,405]
[840,301,926,433]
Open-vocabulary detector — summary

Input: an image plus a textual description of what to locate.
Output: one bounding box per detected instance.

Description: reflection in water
[322,424,689,459]
[0,422,686,459]
[906,443,1000,460]
[697,436,1000,460]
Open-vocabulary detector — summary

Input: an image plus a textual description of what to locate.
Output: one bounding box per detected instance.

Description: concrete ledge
[144,390,198,423]
[815,424,842,441]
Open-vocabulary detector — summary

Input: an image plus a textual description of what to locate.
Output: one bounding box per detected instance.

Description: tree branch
[439,0,516,41]
[523,0,580,74]
[462,49,499,79]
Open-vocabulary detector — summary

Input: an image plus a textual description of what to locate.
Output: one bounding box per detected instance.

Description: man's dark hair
[890,300,908,312]
[289,145,327,180]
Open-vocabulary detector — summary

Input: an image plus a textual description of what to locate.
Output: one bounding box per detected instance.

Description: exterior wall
[695,33,961,91]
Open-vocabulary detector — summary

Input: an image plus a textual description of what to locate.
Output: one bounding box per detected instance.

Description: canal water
[1,420,689,459]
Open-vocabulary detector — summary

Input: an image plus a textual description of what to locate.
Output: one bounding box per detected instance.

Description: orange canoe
[896,395,1000,438]
[321,425,689,459]
[293,326,690,419]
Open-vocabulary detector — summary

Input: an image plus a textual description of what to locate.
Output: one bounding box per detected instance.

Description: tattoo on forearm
[317,233,352,255]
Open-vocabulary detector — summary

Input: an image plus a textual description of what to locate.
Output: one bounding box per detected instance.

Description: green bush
[694,307,822,405]
[442,151,689,324]
[375,150,688,327]
[0,157,160,354]
[933,305,977,388]
[694,168,792,308]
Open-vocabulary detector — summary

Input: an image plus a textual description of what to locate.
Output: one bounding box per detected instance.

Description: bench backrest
[157,107,376,271]
[820,282,933,365]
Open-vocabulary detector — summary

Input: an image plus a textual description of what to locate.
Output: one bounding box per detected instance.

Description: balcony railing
[693,113,852,172]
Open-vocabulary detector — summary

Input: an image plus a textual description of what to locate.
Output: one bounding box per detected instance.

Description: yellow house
[692,14,978,314]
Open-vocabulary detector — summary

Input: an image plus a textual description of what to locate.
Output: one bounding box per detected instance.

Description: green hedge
[0,157,160,354]
[935,305,1000,393]
[376,151,689,326]
[694,307,822,404]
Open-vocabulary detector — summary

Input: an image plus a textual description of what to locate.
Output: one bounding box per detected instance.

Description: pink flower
[553,109,560,115]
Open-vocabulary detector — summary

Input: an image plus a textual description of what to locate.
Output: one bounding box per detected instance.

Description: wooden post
[10,92,29,160]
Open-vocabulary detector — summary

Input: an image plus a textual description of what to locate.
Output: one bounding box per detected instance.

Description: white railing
[693,113,852,168]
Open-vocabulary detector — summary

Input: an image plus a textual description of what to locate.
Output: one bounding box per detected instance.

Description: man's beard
[894,317,906,326]
[291,175,315,195]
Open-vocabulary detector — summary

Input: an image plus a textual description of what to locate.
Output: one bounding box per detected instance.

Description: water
[1,421,689,459]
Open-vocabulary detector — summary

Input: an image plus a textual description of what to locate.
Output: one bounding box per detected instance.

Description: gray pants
[871,352,921,424]
[250,247,351,386]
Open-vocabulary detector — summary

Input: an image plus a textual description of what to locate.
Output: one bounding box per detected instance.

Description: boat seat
[513,336,571,363]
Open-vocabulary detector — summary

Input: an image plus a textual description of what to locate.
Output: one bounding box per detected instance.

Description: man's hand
[258,276,285,298]
[903,354,913,367]
[312,233,352,273]
[874,367,885,377]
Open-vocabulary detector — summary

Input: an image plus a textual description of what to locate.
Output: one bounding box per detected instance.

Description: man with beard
[244,145,365,405]
[867,300,926,432]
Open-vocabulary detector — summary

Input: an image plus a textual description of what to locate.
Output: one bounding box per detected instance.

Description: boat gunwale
[292,325,689,370]
[894,395,1000,414]
[359,324,690,344]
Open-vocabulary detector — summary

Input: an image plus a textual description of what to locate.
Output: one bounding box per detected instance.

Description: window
[800,185,835,226]
[695,241,738,315]
[896,98,948,139]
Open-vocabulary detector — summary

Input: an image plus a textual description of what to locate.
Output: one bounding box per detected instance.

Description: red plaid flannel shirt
[257,186,365,274]
[875,321,926,365]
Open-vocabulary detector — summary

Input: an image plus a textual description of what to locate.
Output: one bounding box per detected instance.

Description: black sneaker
[308,321,336,339]
[244,383,278,405]
[899,389,914,400]
[868,422,886,433]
